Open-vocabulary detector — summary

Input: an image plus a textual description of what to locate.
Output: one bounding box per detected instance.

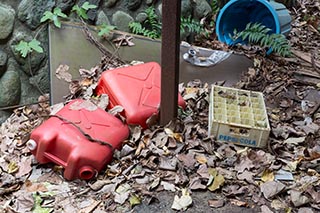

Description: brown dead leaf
[79,66,98,78]
[235,156,255,173]
[69,100,98,111]
[69,80,81,94]
[25,181,48,192]
[208,199,224,208]
[230,199,249,207]
[113,35,135,47]
[159,156,177,171]
[237,170,255,184]
[56,64,72,82]
[15,157,32,178]
[289,190,310,207]
[189,177,206,190]
[195,154,208,164]
[197,164,209,179]
[13,191,34,213]
[260,181,285,199]
[261,205,273,213]
[178,153,196,169]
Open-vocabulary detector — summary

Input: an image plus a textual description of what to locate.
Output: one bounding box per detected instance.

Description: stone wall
[0,0,212,123]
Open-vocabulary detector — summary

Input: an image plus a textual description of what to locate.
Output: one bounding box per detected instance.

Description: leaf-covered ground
[1,1,320,213]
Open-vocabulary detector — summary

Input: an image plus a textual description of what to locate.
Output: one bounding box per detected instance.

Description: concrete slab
[49,22,252,104]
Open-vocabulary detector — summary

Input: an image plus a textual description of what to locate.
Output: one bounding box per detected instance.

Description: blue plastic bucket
[216,0,292,45]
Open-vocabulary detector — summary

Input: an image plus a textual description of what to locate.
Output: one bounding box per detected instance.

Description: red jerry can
[27,99,129,180]
[96,62,186,128]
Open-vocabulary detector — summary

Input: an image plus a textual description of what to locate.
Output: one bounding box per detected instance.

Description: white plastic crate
[208,85,270,148]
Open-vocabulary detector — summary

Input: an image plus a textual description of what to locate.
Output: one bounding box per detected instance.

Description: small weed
[15,39,43,58]
[72,2,97,20]
[98,24,116,37]
[40,7,67,28]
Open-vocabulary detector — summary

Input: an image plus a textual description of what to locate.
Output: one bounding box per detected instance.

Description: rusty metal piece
[160,0,181,125]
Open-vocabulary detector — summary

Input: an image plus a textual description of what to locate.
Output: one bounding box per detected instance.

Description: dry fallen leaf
[171,188,193,211]
[230,199,248,207]
[56,64,72,82]
[260,205,273,213]
[208,174,225,192]
[261,169,275,182]
[260,181,285,199]
[208,199,224,208]
[289,190,310,207]
[284,137,306,145]
[195,154,208,164]
[161,181,176,192]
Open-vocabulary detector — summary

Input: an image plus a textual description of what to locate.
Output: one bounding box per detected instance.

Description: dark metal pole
[160,0,181,125]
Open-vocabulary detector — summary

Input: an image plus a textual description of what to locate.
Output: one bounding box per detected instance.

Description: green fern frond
[233,22,291,57]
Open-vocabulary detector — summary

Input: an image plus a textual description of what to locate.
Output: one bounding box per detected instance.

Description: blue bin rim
[216,0,281,43]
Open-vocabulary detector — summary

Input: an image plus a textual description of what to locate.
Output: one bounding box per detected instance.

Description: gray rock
[78,0,101,22]
[105,0,119,8]
[29,62,50,94]
[0,110,12,124]
[0,49,8,75]
[56,0,75,12]
[10,31,46,76]
[0,70,21,107]
[18,0,55,30]
[181,0,192,18]
[127,0,142,11]
[136,12,148,23]
[112,11,134,32]
[193,0,212,20]
[0,3,15,40]
[96,10,111,26]
[7,58,41,105]
[146,0,155,6]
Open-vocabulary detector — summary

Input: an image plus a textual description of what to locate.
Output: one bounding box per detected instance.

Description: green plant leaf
[82,2,97,10]
[32,194,52,213]
[40,11,53,23]
[53,7,67,18]
[29,39,44,53]
[52,15,61,28]
[15,41,31,58]
[98,24,116,37]
[72,4,89,19]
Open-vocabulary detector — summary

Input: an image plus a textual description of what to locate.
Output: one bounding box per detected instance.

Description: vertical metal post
[160,0,181,125]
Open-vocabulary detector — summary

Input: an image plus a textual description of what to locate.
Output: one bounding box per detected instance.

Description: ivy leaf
[40,11,53,23]
[52,15,61,28]
[53,8,67,18]
[15,41,31,58]
[29,39,44,54]
[72,5,88,19]
[98,24,115,37]
[81,2,97,10]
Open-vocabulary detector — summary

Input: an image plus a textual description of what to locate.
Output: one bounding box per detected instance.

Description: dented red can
[27,99,129,180]
[96,62,186,128]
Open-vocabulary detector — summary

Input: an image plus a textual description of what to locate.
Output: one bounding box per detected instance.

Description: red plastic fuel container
[96,62,186,128]
[27,99,129,180]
